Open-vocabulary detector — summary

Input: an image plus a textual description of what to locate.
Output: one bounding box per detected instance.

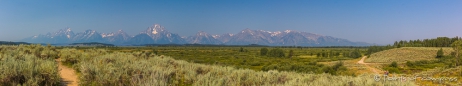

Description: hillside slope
[365,47,454,63]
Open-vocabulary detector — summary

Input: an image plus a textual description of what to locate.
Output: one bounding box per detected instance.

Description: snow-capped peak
[197,31,208,36]
[148,24,166,35]
[54,28,73,34]
[101,33,114,38]
[241,28,252,33]
[284,30,292,33]
[66,28,72,32]
[101,29,129,38]
[271,31,281,37]
[82,29,97,37]
[152,30,158,34]
[228,33,234,36]
[212,35,220,39]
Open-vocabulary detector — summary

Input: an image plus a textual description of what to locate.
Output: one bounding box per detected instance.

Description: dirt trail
[357,56,383,74]
[56,59,78,86]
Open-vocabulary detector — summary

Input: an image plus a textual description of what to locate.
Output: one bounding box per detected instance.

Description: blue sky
[0,0,461,45]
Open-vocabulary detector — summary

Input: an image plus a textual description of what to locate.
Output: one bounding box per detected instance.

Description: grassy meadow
[0,44,414,86]
[8,44,462,85]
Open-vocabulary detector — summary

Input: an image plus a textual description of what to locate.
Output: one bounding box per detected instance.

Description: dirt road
[357,56,383,74]
[56,59,78,86]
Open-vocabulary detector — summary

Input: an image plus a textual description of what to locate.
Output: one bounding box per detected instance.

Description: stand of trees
[260,48,285,58]
[348,49,362,58]
[268,48,285,57]
[393,36,461,47]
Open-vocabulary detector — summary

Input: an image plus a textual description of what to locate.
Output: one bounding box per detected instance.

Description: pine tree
[436,48,444,58]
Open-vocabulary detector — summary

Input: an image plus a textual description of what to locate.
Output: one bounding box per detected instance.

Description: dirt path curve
[357,56,383,74]
[56,59,79,86]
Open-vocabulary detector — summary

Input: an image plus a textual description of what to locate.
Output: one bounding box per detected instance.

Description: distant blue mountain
[21,24,372,46]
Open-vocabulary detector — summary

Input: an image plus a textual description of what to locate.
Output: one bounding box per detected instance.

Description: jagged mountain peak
[66,28,71,31]
[48,28,76,39]
[100,29,131,44]
[56,27,72,32]
[54,28,74,34]
[117,29,124,32]
[196,31,209,36]
[212,35,220,39]
[226,33,234,36]
[83,29,96,33]
[284,30,293,33]
[241,28,253,33]
[131,24,186,44]
[81,29,98,36]
[78,29,99,36]
[187,31,221,44]
[148,24,166,34]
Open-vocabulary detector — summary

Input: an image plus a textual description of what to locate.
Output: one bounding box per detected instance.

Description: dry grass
[365,47,454,63]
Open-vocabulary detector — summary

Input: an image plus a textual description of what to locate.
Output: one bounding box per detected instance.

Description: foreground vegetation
[0,45,60,86]
[0,44,418,85]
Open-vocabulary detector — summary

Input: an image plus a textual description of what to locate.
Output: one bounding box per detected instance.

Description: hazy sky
[1,0,461,45]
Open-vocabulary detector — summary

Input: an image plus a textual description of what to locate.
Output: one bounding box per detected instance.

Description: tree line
[393,36,462,47]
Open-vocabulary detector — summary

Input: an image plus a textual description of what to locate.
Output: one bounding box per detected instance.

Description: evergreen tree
[436,48,444,58]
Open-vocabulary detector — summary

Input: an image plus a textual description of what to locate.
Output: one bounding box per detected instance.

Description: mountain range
[21,24,371,46]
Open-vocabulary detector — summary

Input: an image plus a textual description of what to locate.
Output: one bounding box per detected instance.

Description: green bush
[390,61,398,68]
